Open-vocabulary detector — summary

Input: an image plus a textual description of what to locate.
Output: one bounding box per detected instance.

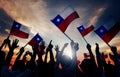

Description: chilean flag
[28,33,43,47]
[77,25,94,37]
[84,53,90,58]
[10,21,29,39]
[94,22,120,44]
[51,7,79,32]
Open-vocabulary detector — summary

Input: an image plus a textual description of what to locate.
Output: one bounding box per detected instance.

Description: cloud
[0,8,12,36]
[95,0,120,26]
[88,7,106,26]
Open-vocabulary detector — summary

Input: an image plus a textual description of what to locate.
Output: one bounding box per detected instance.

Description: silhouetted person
[44,40,55,77]
[12,47,26,71]
[0,37,10,77]
[80,43,97,77]
[95,43,105,77]
[109,46,120,77]
[26,45,37,71]
[55,40,79,77]
[104,60,117,77]
[54,43,68,77]
[5,39,19,67]
[29,41,46,77]
[22,51,32,65]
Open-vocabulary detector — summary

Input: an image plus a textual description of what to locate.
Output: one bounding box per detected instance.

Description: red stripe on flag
[102,22,120,43]
[58,11,79,32]
[80,25,94,36]
[10,29,29,38]
[28,40,37,46]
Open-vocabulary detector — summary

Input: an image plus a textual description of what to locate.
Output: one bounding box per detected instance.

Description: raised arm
[95,43,103,68]
[0,36,10,51]
[86,43,95,60]
[48,40,55,63]
[110,46,120,72]
[54,43,68,63]
[61,43,69,54]
[16,47,25,61]
[44,40,53,63]
[31,45,38,61]
[86,43,97,70]
[70,40,79,69]
[37,41,46,64]
[12,47,26,71]
[5,39,19,66]
[70,40,79,56]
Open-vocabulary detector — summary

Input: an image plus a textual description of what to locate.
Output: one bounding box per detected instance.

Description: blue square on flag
[94,26,108,37]
[33,34,43,44]
[12,21,21,30]
[77,25,85,32]
[51,14,64,27]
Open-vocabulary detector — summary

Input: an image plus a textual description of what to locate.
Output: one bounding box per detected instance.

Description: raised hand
[110,46,117,55]
[4,37,10,47]
[55,45,59,52]
[40,41,45,52]
[95,43,99,47]
[46,40,53,52]
[10,39,19,50]
[63,43,69,49]
[61,43,69,53]
[5,39,19,66]
[0,36,10,50]
[95,43,100,53]
[70,40,79,52]
[20,47,24,53]
[86,43,91,50]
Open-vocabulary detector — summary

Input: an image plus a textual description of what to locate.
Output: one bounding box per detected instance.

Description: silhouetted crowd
[0,36,120,77]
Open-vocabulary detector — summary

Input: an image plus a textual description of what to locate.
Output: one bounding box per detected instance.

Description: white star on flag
[15,24,20,28]
[37,38,40,41]
[57,18,60,22]
[16,25,18,27]
[100,29,104,33]
[80,27,83,30]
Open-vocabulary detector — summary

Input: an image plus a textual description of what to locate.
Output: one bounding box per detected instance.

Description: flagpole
[23,43,28,48]
[82,37,88,44]
[63,33,72,41]
[106,43,111,48]
[7,21,13,39]
[7,20,14,40]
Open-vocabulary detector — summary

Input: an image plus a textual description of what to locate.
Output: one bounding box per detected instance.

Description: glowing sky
[0,0,120,60]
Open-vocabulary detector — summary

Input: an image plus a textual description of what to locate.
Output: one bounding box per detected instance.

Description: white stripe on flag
[60,7,74,19]
[20,25,30,33]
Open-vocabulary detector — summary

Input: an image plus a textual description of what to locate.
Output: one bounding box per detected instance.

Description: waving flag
[77,25,94,37]
[51,7,79,32]
[10,21,29,39]
[28,33,43,46]
[84,53,90,58]
[94,22,120,43]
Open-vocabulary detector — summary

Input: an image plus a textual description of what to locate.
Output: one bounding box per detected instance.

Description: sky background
[0,0,120,61]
